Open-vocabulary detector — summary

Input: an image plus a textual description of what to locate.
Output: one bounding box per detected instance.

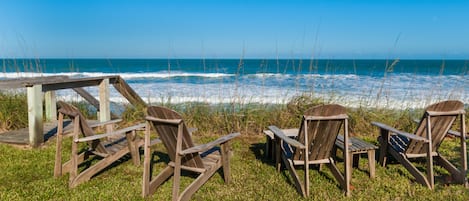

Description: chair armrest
[371,122,428,142]
[88,119,123,128]
[447,130,468,139]
[268,125,305,149]
[145,116,182,125]
[75,123,146,143]
[63,119,123,135]
[179,132,240,155]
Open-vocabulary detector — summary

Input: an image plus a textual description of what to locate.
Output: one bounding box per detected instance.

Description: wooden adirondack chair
[268,104,351,197]
[143,106,240,201]
[54,101,145,187]
[372,100,467,188]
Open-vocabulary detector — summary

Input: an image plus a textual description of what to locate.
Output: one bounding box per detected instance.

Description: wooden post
[99,78,110,122]
[27,84,43,147]
[45,91,57,122]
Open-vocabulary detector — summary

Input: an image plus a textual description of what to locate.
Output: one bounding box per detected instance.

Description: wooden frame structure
[268,104,351,197]
[0,75,145,147]
[54,101,145,187]
[372,100,468,189]
[143,106,240,201]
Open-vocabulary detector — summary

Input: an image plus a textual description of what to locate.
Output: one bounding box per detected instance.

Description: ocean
[0,59,468,109]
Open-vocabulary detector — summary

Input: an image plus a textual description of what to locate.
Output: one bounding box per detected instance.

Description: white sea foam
[1,71,467,109]
[0,71,235,79]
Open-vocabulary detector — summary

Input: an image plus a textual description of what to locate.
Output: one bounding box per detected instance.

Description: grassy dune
[0,93,468,200]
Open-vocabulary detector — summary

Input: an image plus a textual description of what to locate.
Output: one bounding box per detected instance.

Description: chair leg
[221,142,232,183]
[378,129,389,167]
[54,130,63,177]
[69,141,79,187]
[327,161,349,196]
[368,150,376,179]
[388,148,431,188]
[352,153,359,168]
[126,130,140,166]
[349,153,355,181]
[54,113,65,177]
[172,166,181,201]
[144,166,174,197]
[275,137,282,172]
[179,167,218,201]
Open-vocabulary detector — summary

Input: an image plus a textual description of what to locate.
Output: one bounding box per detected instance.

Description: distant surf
[0,59,467,109]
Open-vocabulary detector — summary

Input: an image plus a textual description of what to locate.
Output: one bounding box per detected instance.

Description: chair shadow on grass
[249,142,340,190]
[374,146,461,186]
[44,120,72,142]
[74,146,135,180]
[147,147,227,181]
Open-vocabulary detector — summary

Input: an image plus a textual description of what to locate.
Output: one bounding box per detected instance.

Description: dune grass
[0,94,468,200]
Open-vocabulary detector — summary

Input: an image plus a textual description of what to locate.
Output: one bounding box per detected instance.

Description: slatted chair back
[406,100,464,154]
[293,104,347,161]
[57,101,107,154]
[147,106,204,168]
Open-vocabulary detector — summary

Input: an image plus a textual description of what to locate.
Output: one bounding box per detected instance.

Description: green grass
[1,134,468,200]
[0,94,468,200]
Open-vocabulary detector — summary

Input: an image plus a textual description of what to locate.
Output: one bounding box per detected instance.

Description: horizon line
[1,57,468,61]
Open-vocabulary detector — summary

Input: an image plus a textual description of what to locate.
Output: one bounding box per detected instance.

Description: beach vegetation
[0,85,468,200]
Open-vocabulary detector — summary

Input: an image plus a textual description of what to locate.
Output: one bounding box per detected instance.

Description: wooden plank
[0,75,120,91]
[268,126,305,149]
[73,88,100,109]
[27,84,43,147]
[41,76,118,91]
[0,75,69,89]
[72,87,119,119]
[112,76,146,107]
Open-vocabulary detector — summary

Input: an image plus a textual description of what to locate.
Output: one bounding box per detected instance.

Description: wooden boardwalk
[0,75,146,147]
[0,121,72,145]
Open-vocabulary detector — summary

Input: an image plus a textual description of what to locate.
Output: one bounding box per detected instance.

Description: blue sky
[0,0,468,59]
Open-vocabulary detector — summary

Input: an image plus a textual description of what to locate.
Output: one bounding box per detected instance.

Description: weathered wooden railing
[0,75,146,147]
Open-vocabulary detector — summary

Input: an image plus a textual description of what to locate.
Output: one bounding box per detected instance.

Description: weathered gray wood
[112,76,146,107]
[144,106,239,200]
[372,122,428,142]
[268,126,305,149]
[368,149,376,178]
[27,84,43,147]
[99,78,110,123]
[221,142,231,183]
[373,100,467,189]
[267,104,351,197]
[41,76,119,91]
[459,113,468,187]
[284,156,306,197]
[388,146,431,187]
[55,101,144,188]
[54,113,64,177]
[1,75,147,148]
[334,134,377,179]
[75,123,145,143]
[0,75,69,89]
[72,87,119,120]
[73,87,101,108]
[180,133,240,155]
[44,91,57,122]
[378,128,389,166]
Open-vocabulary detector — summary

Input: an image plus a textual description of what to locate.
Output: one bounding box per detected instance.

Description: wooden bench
[264,129,377,178]
[334,134,378,178]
